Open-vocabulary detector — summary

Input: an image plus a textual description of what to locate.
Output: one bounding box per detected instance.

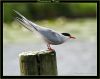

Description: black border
[1,0,99,79]
[0,0,2,79]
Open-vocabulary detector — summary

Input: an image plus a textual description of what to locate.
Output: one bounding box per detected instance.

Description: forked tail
[14,10,40,32]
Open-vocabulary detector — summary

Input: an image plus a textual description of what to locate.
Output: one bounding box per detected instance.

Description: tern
[14,10,76,50]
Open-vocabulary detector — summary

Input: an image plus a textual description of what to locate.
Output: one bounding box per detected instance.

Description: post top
[19,50,55,56]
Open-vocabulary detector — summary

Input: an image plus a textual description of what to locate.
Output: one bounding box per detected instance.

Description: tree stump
[19,50,58,76]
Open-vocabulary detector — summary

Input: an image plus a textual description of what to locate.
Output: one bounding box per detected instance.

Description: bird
[14,10,76,51]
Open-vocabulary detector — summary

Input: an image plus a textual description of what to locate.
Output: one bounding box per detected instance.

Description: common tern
[14,10,76,50]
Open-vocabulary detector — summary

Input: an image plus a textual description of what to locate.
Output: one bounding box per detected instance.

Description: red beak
[70,36,76,39]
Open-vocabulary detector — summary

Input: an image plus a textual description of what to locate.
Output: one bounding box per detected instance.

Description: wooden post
[19,50,57,76]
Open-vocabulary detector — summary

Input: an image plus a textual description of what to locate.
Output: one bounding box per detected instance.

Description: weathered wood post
[19,50,57,76]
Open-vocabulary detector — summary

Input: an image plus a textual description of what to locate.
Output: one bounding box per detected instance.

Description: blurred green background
[4,3,96,23]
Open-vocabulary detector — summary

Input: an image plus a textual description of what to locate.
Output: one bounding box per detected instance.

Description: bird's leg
[47,44,54,51]
[47,44,51,50]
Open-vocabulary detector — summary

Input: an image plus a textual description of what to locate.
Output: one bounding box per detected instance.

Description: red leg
[47,44,54,51]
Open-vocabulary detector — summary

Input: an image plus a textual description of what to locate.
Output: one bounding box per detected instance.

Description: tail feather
[14,10,39,32]
[16,17,33,32]
[13,10,26,20]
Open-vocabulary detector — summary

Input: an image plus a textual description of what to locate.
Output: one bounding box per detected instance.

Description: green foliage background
[3,3,96,23]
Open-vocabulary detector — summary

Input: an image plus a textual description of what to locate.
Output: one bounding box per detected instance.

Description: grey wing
[40,29,65,44]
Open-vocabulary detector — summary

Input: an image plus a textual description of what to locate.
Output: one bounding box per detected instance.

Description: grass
[3,17,97,44]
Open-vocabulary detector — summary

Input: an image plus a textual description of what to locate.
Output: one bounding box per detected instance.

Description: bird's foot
[47,44,55,52]
[48,47,55,52]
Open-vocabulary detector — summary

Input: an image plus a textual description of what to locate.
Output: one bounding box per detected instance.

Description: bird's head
[61,33,76,39]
